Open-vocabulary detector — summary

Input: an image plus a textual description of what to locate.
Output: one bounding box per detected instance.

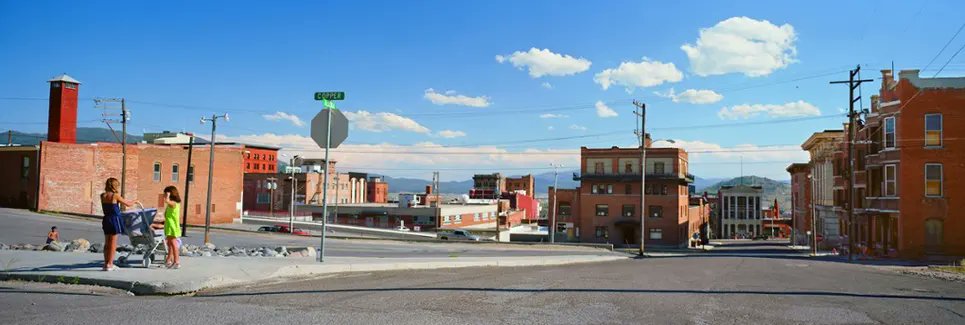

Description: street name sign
[314,92,345,101]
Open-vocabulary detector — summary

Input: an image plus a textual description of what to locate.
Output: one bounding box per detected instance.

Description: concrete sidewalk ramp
[0,250,626,295]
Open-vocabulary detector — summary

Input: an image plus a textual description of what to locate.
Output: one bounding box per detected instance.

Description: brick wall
[36,141,243,225]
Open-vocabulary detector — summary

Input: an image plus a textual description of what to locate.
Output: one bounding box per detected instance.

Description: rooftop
[48,73,81,84]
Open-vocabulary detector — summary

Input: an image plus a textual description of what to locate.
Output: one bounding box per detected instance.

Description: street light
[639,138,675,256]
[282,154,301,233]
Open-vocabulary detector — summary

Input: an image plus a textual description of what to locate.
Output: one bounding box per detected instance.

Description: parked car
[752,234,769,240]
[259,224,311,236]
[437,229,481,241]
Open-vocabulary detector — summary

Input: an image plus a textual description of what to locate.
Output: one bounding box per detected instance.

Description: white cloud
[496,48,592,78]
[717,100,820,119]
[343,110,431,133]
[654,88,724,104]
[547,126,555,131]
[262,111,305,127]
[541,82,553,89]
[539,113,568,119]
[593,58,683,92]
[423,88,491,108]
[652,139,809,179]
[594,101,618,118]
[569,124,587,131]
[681,16,797,77]
[217,133,580,180]
[436,130,466,138]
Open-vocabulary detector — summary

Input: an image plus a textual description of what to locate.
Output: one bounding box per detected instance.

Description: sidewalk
[0,250,627,295]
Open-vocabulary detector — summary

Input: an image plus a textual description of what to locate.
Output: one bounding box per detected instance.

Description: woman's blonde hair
[104,178,120,193]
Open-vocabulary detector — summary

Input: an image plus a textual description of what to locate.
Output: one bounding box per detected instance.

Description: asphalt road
[0,208,616,258]
[2,240,963,324]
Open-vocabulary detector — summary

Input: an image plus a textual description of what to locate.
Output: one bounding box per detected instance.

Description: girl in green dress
[162,186,182,269]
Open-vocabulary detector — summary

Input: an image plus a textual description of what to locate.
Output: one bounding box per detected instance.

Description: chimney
[644,133,653,148]
[880,70,895,91]
[425,185,433,195]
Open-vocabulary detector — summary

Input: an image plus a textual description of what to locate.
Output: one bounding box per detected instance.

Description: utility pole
[288,155,300,232]
[549,163,562,243]
[809,173,818,256]
[432,171,440,228]
[181,133,195,237]
[633,100,647,256]
[95,98,129,196]
[200,113,229,245]
[830,65,873,263]
[334,173,340,223]
[7,130,11,145]
[267,177,277,218]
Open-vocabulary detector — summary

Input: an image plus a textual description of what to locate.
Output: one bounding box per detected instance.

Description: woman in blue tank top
[101,177,138,271]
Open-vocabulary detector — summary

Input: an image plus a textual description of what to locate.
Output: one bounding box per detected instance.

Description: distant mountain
[4,127,143,145]
[700,176,791,212]
[382,176,473,194]
[530,169,580,195]
[693,176,728,192]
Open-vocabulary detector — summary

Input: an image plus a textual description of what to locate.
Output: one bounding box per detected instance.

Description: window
[661,185,668,195]
[884,164,897,197]
[254,154,260,160]
[649,228,663,240]
[153,162,161,182]
[474,213,481,221]
[925,164,942,197]
[654,162,665,175]
[558,203,571,215]
[591,184,599,194]
[593,162,604,174]
[254,164,260,170]
[625,163,633,174]
[884,117,896,149]
[246,163,251,169]
[256,192,270,204]
[187,165,195,182]
[625,184,632,195]
[648,205,663,218]
[925,114,942,147]
[645,185,652,195]
[606,184,613,194]
[595,226,608,238]
[622,205,635,217]
[65,83,77,89]
[171,164,179,182]
[595,204,609,216]
[21,156,29,179]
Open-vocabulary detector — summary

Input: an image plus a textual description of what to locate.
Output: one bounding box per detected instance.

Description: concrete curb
[0,255,628,295]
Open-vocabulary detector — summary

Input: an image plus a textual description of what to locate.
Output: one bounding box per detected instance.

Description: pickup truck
[437,229,481,241]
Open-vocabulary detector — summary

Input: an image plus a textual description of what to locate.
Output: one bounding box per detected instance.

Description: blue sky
[2,1,964,180]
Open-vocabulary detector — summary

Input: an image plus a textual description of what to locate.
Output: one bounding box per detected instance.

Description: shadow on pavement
[4,261,104,272]
[200,287,965,302]
[631,252,934,267]
[0,287,104,297]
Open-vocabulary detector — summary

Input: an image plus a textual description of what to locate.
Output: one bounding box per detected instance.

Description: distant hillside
[382,176,473,194]
[4,127,143,145]
[530,170,580,195]
[700,176,791,212]
[693,176,727,191]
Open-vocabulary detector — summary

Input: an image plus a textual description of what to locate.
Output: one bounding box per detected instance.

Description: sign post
[311,92,348,263]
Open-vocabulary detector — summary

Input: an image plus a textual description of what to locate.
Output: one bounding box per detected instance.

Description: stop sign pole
[312,91,348,263]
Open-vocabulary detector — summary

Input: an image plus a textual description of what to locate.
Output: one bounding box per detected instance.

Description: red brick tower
[47,74,81,143]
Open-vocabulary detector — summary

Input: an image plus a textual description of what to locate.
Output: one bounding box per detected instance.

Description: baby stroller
[118,203,166,268]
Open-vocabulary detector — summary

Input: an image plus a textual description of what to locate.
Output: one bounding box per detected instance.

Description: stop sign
[311,108,349,148]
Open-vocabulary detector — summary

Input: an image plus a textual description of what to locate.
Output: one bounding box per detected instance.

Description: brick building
[504,174,535,196]
[850,70,965,258]
[367,176,388,203]
[548,141,701,247]
[801,130,845,249]
[786,163,812,246]
[0,74,244,224]
[471,173,504,199]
